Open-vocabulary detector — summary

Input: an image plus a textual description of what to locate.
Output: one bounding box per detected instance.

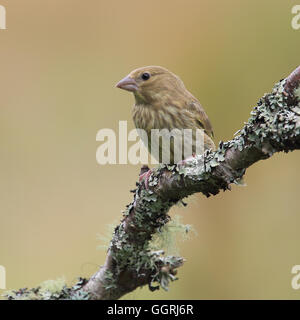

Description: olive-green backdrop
[0,0,300,299]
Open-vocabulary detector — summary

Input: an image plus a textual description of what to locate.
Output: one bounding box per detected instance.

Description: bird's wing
[187,101,214,138]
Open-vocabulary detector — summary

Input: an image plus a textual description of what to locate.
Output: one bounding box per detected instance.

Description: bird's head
[115,66,187,105]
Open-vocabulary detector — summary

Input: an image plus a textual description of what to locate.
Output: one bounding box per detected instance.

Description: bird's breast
[132,103,184,131]
[132,104,156,132]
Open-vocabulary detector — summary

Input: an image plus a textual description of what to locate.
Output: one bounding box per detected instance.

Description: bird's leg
[139,165,152,189]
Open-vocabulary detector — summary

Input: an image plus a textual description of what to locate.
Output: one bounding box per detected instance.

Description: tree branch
[5,66,300,301]
[83,66,300,300]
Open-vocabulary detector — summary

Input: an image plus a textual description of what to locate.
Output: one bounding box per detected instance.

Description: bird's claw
[139,166,152,190]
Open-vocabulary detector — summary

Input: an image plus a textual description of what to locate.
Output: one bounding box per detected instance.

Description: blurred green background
[0,0,300,299]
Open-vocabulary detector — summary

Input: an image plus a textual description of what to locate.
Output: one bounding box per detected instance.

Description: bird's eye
[141,72,150,81]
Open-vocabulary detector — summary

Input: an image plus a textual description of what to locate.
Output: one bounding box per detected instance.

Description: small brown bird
[116,66,215,168]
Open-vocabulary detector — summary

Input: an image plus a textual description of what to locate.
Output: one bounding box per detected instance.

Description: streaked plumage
[116,66,215,164]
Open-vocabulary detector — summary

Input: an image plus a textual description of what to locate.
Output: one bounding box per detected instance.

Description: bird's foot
[139,165,152,189]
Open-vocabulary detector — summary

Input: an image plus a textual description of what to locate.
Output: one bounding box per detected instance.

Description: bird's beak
[115,76,138,92]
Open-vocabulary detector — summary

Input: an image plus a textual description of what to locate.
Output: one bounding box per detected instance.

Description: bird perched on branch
[116,66,215,184]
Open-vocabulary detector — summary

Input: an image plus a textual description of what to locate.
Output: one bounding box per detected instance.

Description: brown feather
[122,66,216,164]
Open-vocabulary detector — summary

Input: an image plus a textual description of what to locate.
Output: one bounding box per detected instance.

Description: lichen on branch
[5,65,300,300]
[83,67,300,300]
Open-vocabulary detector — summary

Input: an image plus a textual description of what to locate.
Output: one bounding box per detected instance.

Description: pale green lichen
[105,176,184,292]
[38,277,66,299]
[4,277,89,300]
[149,214,196,256]
[97,221,118,251]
